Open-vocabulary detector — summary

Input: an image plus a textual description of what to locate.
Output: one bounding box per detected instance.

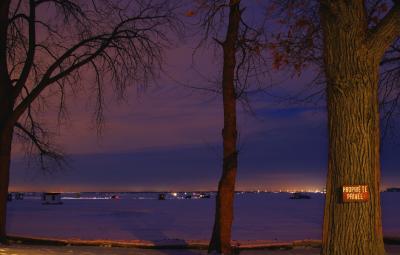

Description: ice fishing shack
[42,192,63,205]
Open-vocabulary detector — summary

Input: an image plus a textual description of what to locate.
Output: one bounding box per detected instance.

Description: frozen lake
[6,192,400,241]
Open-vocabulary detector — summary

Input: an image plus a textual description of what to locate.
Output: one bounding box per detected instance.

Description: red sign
[342,185,369,202]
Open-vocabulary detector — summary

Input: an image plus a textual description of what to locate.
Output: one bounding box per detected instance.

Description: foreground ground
[0,245,400,255]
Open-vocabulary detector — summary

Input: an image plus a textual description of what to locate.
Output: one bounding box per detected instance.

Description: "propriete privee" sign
[342,185,369,202]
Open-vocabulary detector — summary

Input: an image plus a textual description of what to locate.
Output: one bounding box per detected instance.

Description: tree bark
[0,0,13,243]
[0,123,12,243]
[321,2,385,254]
[0,75,14,244]
[208,1,241,254]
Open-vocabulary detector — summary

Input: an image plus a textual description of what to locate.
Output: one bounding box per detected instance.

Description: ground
[0,245,400,255]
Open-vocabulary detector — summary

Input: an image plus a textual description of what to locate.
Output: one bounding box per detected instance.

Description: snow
[1,245,400,255]
[0,245,331,255]
[7,192,400,241]
[4,192,400,254]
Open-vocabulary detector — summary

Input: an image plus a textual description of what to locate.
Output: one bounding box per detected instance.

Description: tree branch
[13,0,36,99]
[367,3,400,55]
[14,121,65,171]
[12,33,111,120]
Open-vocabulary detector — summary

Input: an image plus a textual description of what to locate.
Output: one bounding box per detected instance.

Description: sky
[8,1,400,192]
[10,43,400,192]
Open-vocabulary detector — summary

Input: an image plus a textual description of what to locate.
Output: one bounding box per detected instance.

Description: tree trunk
[208,1,240,254]
[322,74,384,255]
[0,1,13,242]
[0,75,14,244]
[321,2,385,254]
[0,124,12,243]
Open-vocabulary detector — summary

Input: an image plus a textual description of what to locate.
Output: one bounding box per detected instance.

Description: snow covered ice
[3,192,400,254]
[6,192,400,241]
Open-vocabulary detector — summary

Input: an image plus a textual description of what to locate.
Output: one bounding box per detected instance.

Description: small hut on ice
[42,192,63,205]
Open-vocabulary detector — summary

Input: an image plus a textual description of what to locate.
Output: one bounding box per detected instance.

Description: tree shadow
[111,209,203,255]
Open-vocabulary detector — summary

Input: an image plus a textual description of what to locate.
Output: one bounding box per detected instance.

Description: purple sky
[8,2,400,192]
[10,44,400,192]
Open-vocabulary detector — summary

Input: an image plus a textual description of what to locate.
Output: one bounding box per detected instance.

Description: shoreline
[6,236,400,250]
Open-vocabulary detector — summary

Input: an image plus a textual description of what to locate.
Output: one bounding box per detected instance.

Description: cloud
[10,104,331,192]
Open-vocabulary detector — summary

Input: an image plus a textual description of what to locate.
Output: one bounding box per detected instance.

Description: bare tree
[270,1,400,254]
[0,0,182,243]
[189,1,269,254]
